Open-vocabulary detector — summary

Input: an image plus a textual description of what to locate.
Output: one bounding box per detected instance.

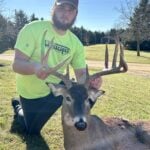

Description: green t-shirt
[14,21,86,99]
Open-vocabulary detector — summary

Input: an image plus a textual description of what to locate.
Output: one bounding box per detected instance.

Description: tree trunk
[136,31,141,56]
[137,40,140,56]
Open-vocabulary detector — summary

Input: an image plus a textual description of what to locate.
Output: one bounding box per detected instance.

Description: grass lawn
[85,44,150,64]
[0,45,150,149]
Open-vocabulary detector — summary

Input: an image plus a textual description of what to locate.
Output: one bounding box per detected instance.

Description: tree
[118,0,150,55]
[117,0,139,52]
[0,0,4,14]
[129,0,150,55]
[6,20,16,49]
[30,13,39,22]
[71,26,106,45]
[0,14,16,52]
[0,14,7,52]
[117,0,138,28]
[14,10,29,37]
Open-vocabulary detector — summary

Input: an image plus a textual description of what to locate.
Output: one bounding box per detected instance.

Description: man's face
[52,3,77,30]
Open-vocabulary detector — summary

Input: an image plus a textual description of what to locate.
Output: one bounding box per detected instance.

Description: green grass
[85,44,150,64]
[1,44,150,64]
[91,71,150,120]
[0,45,150,149]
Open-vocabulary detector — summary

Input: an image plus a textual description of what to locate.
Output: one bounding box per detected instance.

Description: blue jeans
[17,92,63,135]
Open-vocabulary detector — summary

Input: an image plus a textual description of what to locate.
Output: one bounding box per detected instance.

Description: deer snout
[74,118,87,131]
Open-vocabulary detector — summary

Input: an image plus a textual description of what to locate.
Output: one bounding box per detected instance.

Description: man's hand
[89,76,102,90]
[34,63,50,80]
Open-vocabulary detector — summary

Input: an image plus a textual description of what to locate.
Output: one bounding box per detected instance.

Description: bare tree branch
[116,0,139,27]
[0,0,5,14]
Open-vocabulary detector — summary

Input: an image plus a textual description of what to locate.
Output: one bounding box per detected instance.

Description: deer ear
[96,90,105,98]
[89,89,105,103]
[46,83,66,96]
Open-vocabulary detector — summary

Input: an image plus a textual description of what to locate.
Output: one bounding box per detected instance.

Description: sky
[3,0,135,32]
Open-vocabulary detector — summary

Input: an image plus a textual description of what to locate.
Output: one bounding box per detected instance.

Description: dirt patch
[0,54,14,61]
[0,54,150,77]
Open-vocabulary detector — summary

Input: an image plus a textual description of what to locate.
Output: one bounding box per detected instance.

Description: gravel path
[0,53,14,61]
[0,53,150,77]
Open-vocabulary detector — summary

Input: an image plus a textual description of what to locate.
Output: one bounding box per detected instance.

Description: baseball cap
[56,0,78,9]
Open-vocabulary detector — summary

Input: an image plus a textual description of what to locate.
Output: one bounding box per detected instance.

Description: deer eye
[66,96,71,102]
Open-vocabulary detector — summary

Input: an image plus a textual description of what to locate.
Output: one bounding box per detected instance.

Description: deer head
[42,31,128,131]
[48,81,105,131]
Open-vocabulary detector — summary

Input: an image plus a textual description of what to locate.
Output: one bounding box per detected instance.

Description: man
[12,0,102,135]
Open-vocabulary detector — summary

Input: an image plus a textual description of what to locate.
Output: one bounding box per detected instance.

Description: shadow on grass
[10,117,50,150]
[0,64,7,67]
[0,63,10,67]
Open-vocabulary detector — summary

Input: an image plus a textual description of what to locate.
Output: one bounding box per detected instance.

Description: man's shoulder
[68,30,82,45]
[25,20,51,29]
[20,20,52,36]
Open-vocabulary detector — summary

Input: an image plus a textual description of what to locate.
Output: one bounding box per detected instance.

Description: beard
[52,12,76,31]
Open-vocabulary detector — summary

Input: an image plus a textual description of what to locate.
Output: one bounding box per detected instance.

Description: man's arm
[12,49,37,75]
[12,49,49,79]
[74,68,87,83]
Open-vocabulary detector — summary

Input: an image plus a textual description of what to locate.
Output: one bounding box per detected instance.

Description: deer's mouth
[74,117,87,131]
[64,113,88,131]
[75,121,87,131]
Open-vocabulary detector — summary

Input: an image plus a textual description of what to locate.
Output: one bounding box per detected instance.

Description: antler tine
[119,42,128,72]
[46,57,71,74]
[41,30,48,65]
[43,37,54,66]
[66,65,70,80]
[112,42,119,68]
[40,30,72,88]
[41,30,55,67]
[84,64,90,88]
[105,44,109,69]
[89,42,128,79]
[51,66,72,89]
[86,64,90,79]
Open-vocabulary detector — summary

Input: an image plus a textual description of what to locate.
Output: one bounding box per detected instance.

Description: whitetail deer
[41,32,150,150]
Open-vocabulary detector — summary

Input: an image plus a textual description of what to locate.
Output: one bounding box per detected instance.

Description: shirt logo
[45,40,70,55]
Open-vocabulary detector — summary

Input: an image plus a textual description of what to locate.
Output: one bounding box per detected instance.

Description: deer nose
[74,118,87,131]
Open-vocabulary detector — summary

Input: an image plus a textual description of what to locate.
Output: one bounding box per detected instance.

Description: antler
[41,30,69,74]
[88,41,128,80]
[41,30,72,89]
[51,65,72,89]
